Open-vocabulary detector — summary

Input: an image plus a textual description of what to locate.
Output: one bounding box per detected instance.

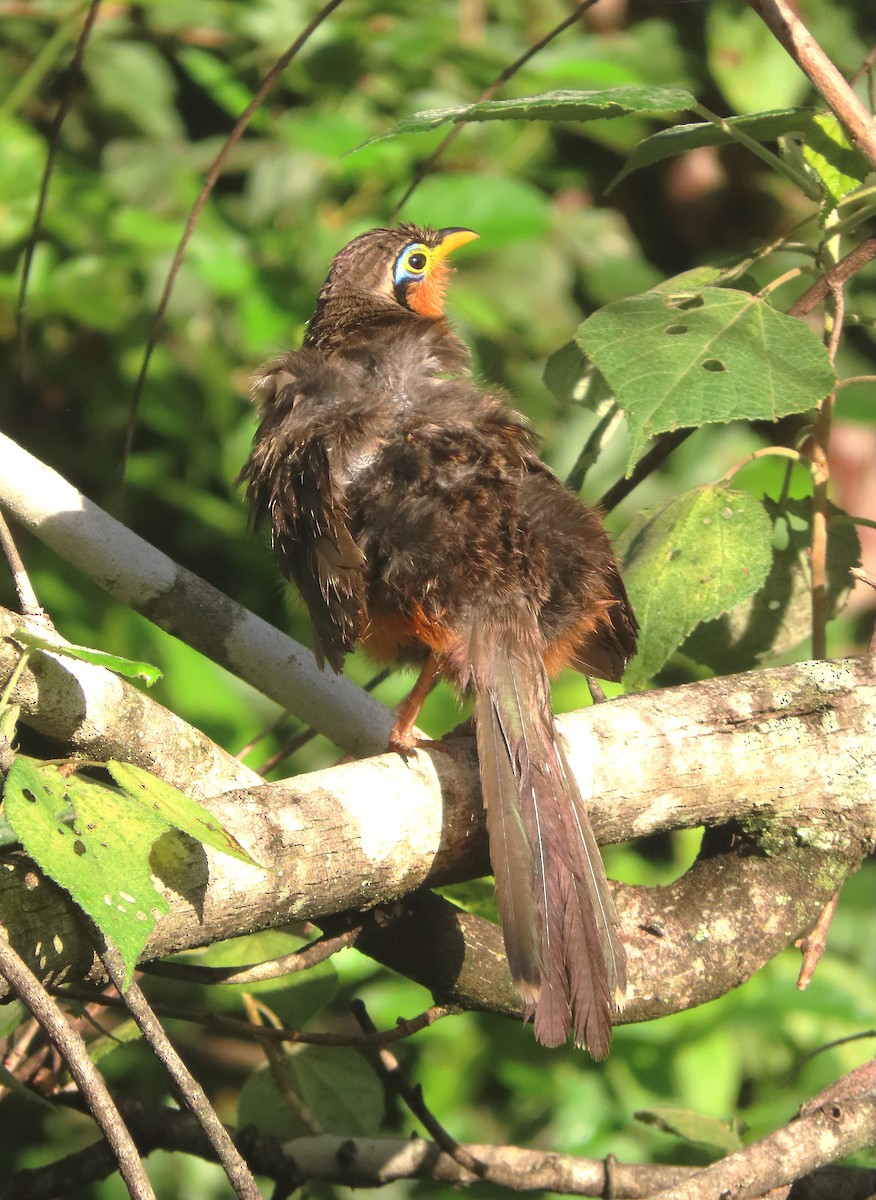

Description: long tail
[469,622,626,1056]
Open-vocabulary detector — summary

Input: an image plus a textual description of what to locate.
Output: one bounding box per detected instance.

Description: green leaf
[636,1105,745,1153]
[11,628,162,686]
[0,1000,27,1040]
[106,762,261,867]
[543,341,613,411]
[612,108,817,188]
[3,759,170,985]
[683,498,861,671]
[616,485,774,687]
[88,1017,143,1067]
[802,114,871,210]
[238,1045,383,1138]
[197,930,338,1027]
[355,86,695,149]
[576,287,836,467]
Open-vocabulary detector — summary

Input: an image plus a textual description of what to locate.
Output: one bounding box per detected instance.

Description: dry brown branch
[97,939,261,1199]
[0,933,155,1199]
[652,1089,876,1200]
[7,1095,876,1199]
[748,0,876,168]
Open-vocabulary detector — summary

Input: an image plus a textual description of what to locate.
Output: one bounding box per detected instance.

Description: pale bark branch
[7,1105,876,1200]
[653,1091,876,1200]
[1,595,873,1029]
[0,431,393,759]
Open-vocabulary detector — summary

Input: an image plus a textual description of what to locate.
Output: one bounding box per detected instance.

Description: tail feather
[468,618,626,1056]
[473,688,541,999]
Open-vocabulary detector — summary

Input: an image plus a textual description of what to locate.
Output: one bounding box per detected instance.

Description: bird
[240,224,638,1055]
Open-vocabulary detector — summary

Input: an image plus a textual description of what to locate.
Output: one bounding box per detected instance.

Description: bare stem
[98,942,261,1200]
[0,934,155,1200]
[748,0,876,168]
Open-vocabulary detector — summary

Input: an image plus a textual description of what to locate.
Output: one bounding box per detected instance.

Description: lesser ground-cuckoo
[241,225,637,1055]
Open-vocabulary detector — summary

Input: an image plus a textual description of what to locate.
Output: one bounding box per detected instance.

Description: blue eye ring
[394,243,429,285]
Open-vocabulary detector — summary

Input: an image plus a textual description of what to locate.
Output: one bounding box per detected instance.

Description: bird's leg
[388,653,442,755]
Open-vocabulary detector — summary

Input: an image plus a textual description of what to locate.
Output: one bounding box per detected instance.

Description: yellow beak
[434,227,479,260]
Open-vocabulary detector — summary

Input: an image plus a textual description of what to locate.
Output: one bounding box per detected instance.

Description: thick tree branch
[7,1097,876,1200]
[0,606,260,798]
[653,1089,876,1200]
[1,603,873,1027]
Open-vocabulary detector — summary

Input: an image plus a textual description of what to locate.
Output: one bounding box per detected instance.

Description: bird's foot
[387,725,450,760]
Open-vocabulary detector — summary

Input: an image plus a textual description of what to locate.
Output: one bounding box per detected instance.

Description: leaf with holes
[616,485,773,688]
[238,1045,382,1138]
[106,761,260,867]
[354,86,695,149]
[3,758,169,985]
[683,498,861,671]
[576,286,836,468]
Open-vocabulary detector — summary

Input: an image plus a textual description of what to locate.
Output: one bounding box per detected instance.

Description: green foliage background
[1,1,875,1195]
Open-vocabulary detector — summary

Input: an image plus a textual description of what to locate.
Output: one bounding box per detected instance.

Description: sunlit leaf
[12,628,162,686]
[684,498,861,670]
[4,759,170,986]
[355,86,696,149]
[106,762,261,867]
[577,287,836,467]
[612,108,817,188]
[802,114,871,210]
[616,485,774,687]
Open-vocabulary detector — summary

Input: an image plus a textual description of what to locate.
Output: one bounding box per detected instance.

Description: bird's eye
[405,250,428,273]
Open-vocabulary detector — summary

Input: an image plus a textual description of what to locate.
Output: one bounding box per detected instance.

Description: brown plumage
[240,224,637,1055]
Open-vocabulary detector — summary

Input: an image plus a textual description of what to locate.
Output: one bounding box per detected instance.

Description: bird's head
[311,225,479,334]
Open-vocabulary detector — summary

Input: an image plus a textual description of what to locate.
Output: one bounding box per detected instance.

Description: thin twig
[748,0,876,167]
[350,999,487,1178]
[55,983,455,1047]
[809,281,844,659]
[124,0,347,478]
[795,889,841,989]
[850,567,876,655]
[788,236,876,319]
[140,929,359,986]
[0,934,155,1200]
[719,445,804,484]
[244,994,323,1134]
[15,0,103,381]
[97,941,261,1200]
[0,513,44,619]
[389,0,600,218]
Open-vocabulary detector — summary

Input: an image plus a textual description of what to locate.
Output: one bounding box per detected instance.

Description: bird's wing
[240,357,367,672]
